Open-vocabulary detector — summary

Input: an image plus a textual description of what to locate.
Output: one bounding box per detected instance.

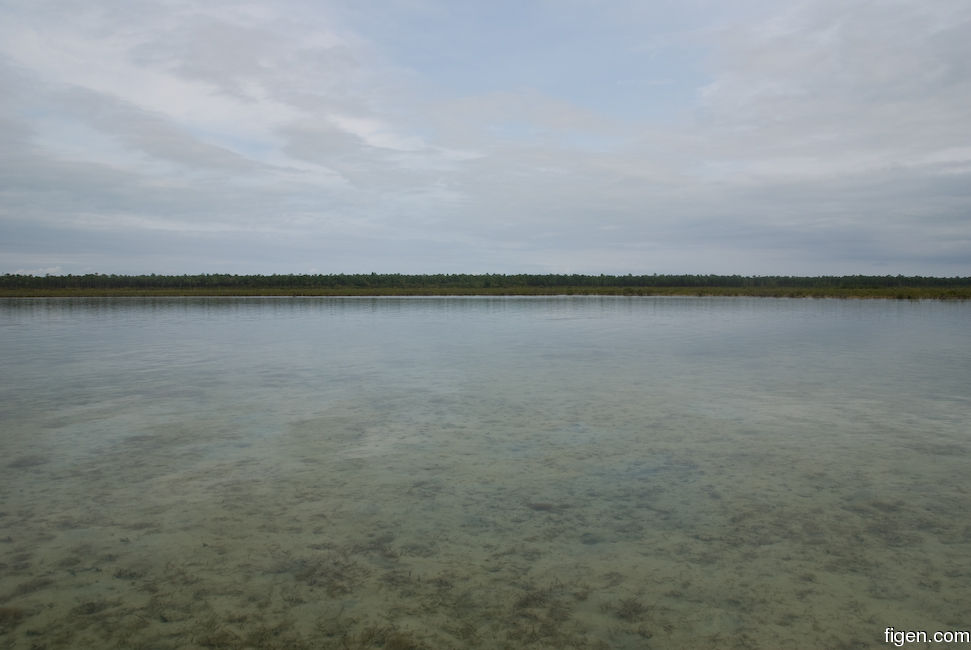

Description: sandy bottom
[1,383,969,649]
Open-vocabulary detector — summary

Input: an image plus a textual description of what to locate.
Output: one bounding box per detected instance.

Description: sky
[1,0,970,276]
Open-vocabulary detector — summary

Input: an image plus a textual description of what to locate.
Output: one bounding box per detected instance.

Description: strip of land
[2,274,970,299]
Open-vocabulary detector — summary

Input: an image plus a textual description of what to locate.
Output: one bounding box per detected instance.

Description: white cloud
[1,0,969,275]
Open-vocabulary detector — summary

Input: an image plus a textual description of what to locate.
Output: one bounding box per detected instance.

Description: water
[1,296,969,649]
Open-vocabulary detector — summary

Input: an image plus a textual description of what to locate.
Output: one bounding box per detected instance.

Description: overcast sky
[2,0,969,276]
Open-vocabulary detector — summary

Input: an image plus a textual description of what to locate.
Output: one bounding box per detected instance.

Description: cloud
[1,0,969,275]
[696,0,971,171]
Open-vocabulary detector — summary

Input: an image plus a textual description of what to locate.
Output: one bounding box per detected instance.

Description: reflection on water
[1,297,969,648]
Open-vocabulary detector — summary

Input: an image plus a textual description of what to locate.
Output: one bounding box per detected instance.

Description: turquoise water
[1,297,969,648]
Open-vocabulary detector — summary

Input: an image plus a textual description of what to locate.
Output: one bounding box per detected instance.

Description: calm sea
[1,297,969,649]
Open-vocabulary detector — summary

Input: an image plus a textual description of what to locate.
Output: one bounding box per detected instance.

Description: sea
[1,296,969,649]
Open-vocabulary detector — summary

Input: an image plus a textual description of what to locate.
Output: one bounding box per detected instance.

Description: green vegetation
[2,273,970,298]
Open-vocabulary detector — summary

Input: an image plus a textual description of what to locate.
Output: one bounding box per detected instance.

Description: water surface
[1,297,969,648]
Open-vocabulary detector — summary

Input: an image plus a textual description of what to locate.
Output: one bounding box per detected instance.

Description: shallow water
[1,296,969,649]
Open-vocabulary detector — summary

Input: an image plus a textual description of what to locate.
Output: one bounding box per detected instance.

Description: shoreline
[2,286,970,299]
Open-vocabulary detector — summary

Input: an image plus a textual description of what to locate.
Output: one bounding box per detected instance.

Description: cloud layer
[2,0,969,275]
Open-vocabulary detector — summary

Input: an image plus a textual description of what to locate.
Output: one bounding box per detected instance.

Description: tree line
[2,272,969,290]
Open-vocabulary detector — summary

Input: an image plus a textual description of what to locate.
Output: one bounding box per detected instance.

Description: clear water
[1,296,969,649]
